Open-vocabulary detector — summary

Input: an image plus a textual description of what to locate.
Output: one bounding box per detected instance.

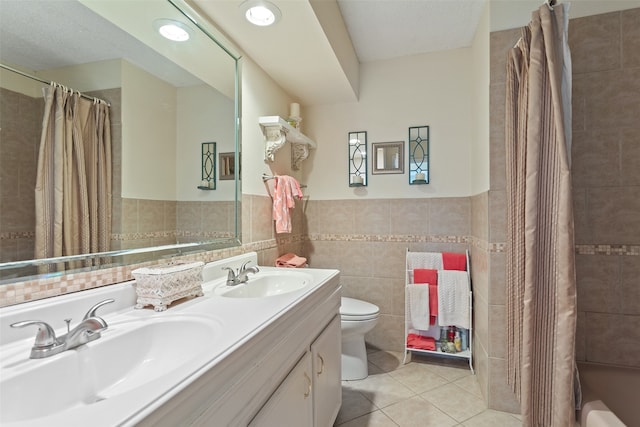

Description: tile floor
[334,349,523,427]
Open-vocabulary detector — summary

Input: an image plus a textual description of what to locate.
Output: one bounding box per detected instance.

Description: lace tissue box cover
[132,261,204,311]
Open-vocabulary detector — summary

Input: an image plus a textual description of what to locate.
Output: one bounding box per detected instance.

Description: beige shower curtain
[34,85,112,265]
[505,3,576,426]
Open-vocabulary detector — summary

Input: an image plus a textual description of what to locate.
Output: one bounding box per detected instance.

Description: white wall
[121,60,177,200]
[176,85,235,201]
[304,48,474,200]
[470,1,491,195]
[240,57,300,196]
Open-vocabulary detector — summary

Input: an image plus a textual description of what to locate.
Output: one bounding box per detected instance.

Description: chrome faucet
[10,298,114,359]
[222,261,260,286]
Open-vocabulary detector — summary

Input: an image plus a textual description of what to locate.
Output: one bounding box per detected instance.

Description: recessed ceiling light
[154,19,192,42]
[240,0,281,27]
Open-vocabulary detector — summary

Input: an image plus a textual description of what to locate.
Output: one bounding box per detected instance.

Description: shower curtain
[505,3,576,426]
[34,85,112,264]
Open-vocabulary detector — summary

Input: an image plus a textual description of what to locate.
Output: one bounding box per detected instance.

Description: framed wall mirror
[0,0,240,284]
[372,141,404,175]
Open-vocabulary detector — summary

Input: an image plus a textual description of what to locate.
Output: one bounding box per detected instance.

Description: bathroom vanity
[0,253,342,426]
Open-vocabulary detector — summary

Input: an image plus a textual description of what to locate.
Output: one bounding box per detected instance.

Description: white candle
[201,180,208,187]
[352,175,363,184]
[415,172,425,181]
[290,102,300,118]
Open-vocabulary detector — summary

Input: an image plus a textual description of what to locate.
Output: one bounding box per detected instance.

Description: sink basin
[214,271,313,298]
[0,315,220,424]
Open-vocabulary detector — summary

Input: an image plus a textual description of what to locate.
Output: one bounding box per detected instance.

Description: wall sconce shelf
[259,116,316,165]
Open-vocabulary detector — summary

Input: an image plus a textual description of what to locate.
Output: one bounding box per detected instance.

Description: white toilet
[340,297,380,380]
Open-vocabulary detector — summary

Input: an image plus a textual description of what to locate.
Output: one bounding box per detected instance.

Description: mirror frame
[0,0,242,284]
[372,141,404,175]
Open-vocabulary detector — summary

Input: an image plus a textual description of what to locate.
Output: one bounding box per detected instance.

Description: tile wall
[570,8,640,368]
[0,88,41,263]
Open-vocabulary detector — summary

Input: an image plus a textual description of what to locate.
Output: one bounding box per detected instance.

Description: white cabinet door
[311,315,342,427]
[249,351,313,427]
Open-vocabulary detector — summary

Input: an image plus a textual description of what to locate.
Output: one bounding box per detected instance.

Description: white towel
[407,252,443,270]
[437,270,470,329]
[406,284,430,330]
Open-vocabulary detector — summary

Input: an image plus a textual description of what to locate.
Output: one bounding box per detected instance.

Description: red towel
[429,283,438,325]
[413,268,438,285]
[406,333,436,351]
[442,252,466,271]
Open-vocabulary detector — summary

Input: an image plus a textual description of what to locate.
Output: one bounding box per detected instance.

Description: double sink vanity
[0,253,342,426]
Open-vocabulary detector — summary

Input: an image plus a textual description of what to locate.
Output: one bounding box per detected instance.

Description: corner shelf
[258,116,316,168]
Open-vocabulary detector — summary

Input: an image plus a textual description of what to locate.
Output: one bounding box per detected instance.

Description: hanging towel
[406,284,430,330]
[407,252,443,270]
[413,268,438,285]
[413,269,438,325]
[429,283,438,325]
[442,252,467,271]
[437,270,470,329]
[406,333,436,351]
[275,253,307,268]
[272,175,303,233]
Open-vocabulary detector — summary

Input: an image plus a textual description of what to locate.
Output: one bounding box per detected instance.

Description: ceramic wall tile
[622,8,640,69]
[570,12,621,74]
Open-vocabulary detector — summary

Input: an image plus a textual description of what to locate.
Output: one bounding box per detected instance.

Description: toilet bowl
[340,297,379,380]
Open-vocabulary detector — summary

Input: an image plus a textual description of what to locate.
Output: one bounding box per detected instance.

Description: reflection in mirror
[0,0,240,283]
[348,131,367,187]
[372,142,404,175]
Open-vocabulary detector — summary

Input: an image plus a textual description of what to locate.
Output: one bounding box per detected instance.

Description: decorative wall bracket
[259,116,316,165]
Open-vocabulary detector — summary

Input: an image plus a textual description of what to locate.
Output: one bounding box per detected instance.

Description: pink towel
[272,176,303,233]
[442,252,466,271]
[275,253,307,268]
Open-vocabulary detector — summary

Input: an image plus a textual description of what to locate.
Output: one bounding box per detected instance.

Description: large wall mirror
[0,0,241,284]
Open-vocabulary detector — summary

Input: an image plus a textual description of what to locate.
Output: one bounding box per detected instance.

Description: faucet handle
[222,266,237,280]
[10,320,58,348]
[83,298,115,321]
[239,260,256,272]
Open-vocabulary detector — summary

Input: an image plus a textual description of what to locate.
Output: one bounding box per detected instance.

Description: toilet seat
[340,297,379,321]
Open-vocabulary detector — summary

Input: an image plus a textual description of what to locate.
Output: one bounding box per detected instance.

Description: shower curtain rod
[0,62,110,106]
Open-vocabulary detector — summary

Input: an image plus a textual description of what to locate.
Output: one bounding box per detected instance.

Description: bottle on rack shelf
[461,329,468,351]
[447,325,456,343]
[454,331,462,352]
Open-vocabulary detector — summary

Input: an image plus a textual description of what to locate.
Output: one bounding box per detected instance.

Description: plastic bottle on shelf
[448,325,455,343]
[454,331,462,352]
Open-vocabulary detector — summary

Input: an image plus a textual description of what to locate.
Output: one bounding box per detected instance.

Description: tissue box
[132,261,204,312]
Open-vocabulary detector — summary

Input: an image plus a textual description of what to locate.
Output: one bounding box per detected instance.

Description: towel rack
[262,173,307,188]
[403,249,473,373]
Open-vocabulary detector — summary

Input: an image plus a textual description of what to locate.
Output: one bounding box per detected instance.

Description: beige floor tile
[453,374,483,399]
[461,409,522,427]
[420,360,472,382]
[381,396,458,427]
[336,409,398,427]
[421,383,487,422]
[388,362,449,394]
[336,387,379,425]
[349,372,415,408]
[367,350,405,373]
